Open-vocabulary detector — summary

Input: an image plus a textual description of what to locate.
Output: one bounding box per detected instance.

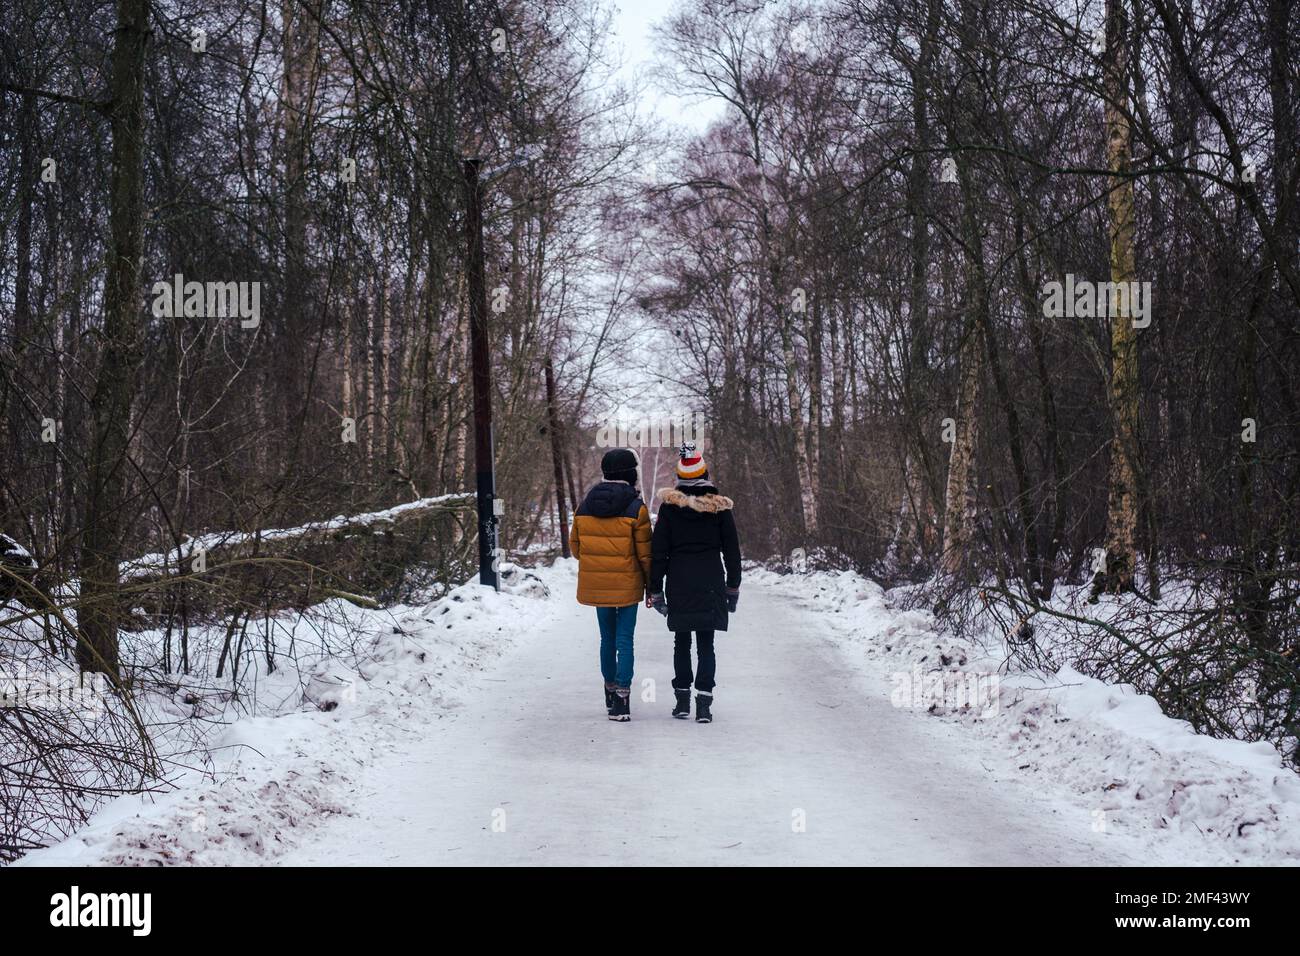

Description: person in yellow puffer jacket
[569,448,652,722]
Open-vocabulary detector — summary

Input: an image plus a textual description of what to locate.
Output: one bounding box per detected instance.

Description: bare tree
[78,0,151,679]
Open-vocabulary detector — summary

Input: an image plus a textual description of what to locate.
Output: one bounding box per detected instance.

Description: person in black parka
[647,442,741,723]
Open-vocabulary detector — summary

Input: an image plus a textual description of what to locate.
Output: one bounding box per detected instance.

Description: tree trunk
[982,290,1041,591]
[807,286,824,508]
[1097,0,1141,595]
[13,90,34,353]
[78,0,150,680]
[364,291,376,465]
[941,152,989,577]
[780,313,818,536]
[905,0,942,561]
[564,438,581,522]
[767,230,818,536]
[1015,228,1065,596]
[828,300,845,480]
[342,269,354,426]
[940,312,984,577]
[279,0,319,405]
[379,238,393,463]
[544,358,570,558]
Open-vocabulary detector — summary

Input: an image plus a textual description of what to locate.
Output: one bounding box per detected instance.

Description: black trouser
[672,630,716,693]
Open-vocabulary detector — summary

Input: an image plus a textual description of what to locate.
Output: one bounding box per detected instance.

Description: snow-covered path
[279,582,1127,866]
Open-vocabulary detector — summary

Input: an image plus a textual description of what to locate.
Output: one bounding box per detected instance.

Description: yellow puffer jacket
[569,481,652,607]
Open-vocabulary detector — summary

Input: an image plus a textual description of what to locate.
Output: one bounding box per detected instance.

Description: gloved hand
[726,587,740,613]
[649,593,668,617]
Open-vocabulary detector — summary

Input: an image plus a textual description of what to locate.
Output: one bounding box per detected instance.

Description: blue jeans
[596,604,638,689]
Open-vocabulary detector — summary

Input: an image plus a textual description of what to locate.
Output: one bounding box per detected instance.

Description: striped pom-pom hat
[676,440,708,480]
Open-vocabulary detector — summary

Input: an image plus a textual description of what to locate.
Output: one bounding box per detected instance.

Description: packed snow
[752,568,1300,864]
[12,563,555,865]
[12,561,1300,866]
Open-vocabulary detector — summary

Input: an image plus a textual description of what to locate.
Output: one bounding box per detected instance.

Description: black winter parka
[648,486,742,632]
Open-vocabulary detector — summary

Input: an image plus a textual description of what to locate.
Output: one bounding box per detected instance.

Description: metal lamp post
[461,145,541,589]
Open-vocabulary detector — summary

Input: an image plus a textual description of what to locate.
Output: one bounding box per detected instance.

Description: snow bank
[747,566,1300,865]
[14,561,563,866]
[0,532,36,568]
[20,554,1298,866]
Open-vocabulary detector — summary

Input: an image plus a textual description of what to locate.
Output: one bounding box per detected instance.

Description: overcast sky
[607,0,725,134]
[588,0,726,429]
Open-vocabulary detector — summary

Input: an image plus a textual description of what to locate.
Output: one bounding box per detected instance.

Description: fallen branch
[119,493,474,585]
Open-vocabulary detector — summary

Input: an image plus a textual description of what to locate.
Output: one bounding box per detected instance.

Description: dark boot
[672,687,691,719]
[604,682,616,715]
[609,688,631,722]
[695,691,713,723]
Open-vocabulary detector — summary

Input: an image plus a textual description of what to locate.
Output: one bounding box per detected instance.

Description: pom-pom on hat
[676,441,708,480]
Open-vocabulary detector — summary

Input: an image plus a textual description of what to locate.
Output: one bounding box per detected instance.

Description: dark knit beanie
[601,448,640,486]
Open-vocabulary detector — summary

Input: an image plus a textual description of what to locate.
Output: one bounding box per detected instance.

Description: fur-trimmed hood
[657,487,734,512]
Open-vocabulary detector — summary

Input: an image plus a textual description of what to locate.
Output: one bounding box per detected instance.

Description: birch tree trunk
[940,315,984,576]
[781,314,819,535]
[1098,0,1141,594]
[766,219,818,536]
[379,237,392,462]
[452,301,469,491]
[807,288,824,508]
[906,0,942,560]
[364,291,376,466]
[341,272,354,420]
[941,152,989,577]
